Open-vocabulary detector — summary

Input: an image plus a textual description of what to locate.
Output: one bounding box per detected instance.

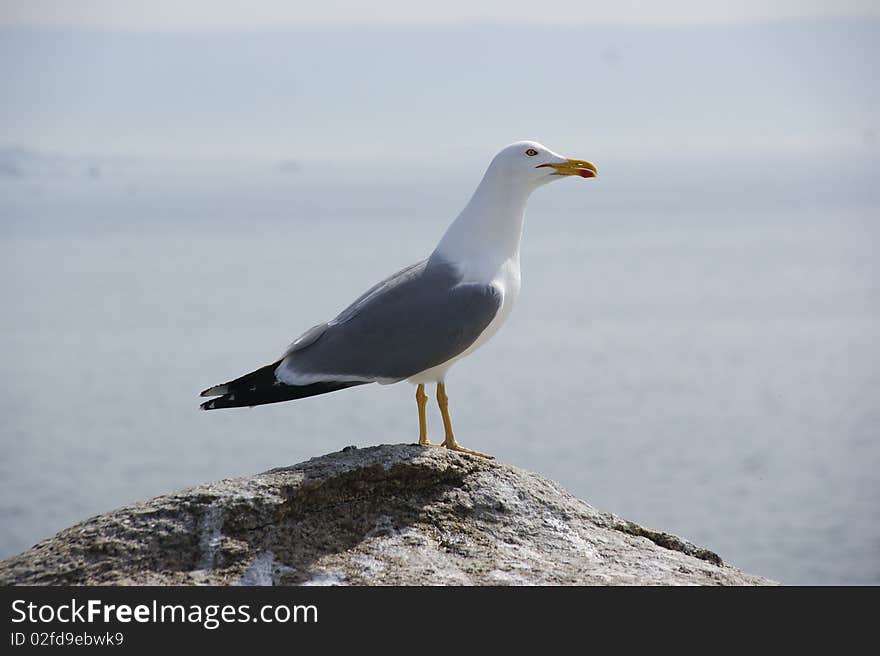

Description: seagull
[200,141,597,458]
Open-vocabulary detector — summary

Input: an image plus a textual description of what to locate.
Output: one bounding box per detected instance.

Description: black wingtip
[200,384,226,397]
[199,380,369,411]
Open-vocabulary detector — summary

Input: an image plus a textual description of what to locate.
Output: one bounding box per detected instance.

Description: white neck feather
[432,167,536,282]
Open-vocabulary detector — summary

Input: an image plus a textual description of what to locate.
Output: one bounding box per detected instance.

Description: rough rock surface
[0,444,774,585]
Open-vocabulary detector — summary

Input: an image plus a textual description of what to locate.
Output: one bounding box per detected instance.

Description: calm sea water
[1,165,878,584]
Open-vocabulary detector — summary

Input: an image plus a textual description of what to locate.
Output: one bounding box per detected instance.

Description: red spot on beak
[578,169,597,178]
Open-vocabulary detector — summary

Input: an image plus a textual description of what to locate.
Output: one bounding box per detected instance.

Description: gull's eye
[525,148,539,157]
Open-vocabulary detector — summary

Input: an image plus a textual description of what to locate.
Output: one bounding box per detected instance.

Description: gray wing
[276,258,502,383]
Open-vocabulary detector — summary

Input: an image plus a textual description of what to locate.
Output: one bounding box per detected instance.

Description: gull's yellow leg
[436,382,493,459]
[416,384,439,447]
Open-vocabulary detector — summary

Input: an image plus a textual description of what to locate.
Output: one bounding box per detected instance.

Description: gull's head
[486,141,598,190]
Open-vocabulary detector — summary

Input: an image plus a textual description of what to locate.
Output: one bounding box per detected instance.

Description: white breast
[407,153,532,385]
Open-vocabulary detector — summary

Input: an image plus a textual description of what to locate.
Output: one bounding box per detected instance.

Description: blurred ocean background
[1,12,878,584]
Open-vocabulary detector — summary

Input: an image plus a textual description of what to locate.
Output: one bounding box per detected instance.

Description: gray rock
[0,444,774,585]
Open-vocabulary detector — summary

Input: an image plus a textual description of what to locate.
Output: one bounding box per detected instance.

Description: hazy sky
[3,0,879,30]
[1,6,877,170]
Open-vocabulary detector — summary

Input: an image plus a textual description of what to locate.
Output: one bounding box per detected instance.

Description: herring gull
[200,141,597,458]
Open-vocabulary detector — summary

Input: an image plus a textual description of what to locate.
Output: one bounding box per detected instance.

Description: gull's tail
[199,360,367,410]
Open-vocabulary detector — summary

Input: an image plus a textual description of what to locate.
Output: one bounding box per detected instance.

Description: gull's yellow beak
[536,158,598,179]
